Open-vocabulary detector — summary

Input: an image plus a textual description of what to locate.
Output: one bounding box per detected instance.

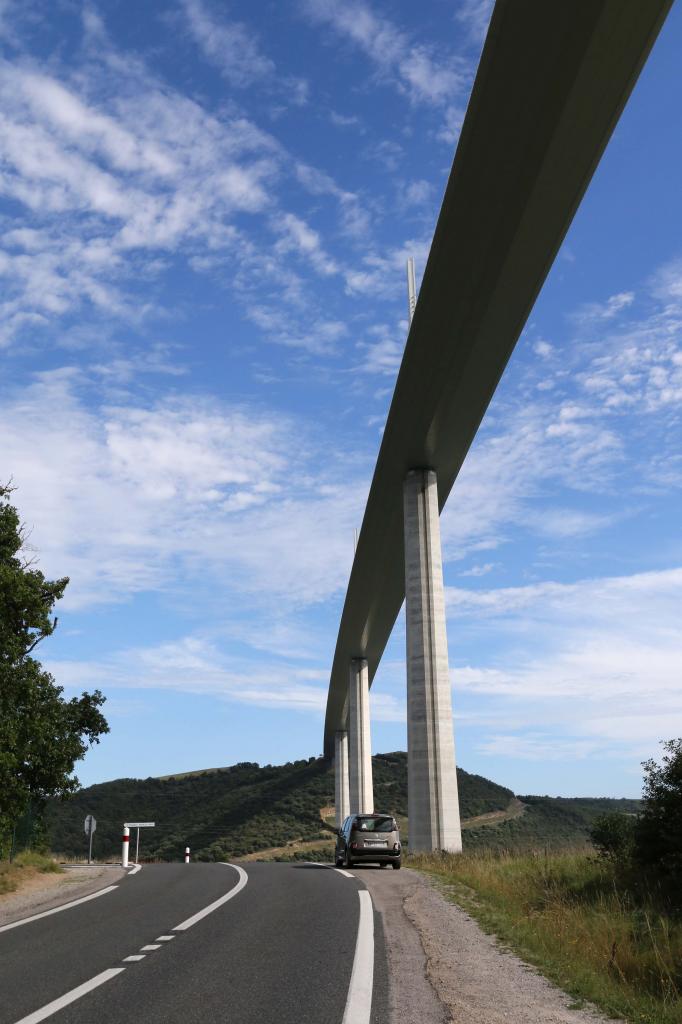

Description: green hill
[44,752,640,861]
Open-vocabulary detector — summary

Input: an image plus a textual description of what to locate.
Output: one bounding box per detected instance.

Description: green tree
[0,485,109,844]
[634,738,682,878]
[588,812,635,862]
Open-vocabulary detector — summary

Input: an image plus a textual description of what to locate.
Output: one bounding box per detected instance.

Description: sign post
[84,815,97,864]
[124,822,155,865]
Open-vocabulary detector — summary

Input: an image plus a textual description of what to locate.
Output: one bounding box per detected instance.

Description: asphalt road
[0,863,389,1024]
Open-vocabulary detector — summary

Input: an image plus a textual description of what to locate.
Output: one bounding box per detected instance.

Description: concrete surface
[349,658,374,814]
[335,729,350,827]
[404,469,461,853]
[324,0,672,757]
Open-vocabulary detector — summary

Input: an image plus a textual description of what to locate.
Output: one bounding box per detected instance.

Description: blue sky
[2,0,681,798]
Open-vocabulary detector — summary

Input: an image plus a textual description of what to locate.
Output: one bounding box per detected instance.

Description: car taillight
[350,842,359,849]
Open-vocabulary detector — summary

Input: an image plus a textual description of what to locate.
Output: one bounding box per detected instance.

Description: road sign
[124,822,155,864]
[84,815,96,864]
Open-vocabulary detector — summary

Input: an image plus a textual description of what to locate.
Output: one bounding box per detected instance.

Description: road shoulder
[357,866,620,1024]
[0,864,125,928]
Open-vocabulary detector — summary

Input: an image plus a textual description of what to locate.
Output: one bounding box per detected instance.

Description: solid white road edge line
[173,863,248,931]
[341,890,374,1024]
[303,861,354,879]
[128,864,142,875]
[10,968,125,1024]
[0,885,119,934]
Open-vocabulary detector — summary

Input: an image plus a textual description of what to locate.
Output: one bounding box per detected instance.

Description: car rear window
[352,816,395,832]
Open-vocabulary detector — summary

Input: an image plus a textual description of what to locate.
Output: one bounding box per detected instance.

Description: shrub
[634,738,682,883]
[589,812,636,863]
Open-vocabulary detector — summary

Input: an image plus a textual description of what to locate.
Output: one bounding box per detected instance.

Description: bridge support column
[348,658,374,813]
[403,468,462,853]
[334,730,350,827]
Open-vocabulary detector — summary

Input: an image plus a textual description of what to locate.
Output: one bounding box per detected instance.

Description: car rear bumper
[349,847,401,862]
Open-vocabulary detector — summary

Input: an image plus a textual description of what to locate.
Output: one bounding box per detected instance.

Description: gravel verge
[356,866,621,1024]
[0,864,125,928]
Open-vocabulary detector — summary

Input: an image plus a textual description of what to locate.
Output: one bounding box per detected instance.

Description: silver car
[335,813,401,869]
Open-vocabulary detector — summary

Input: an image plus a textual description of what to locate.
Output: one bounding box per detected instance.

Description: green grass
[0,851,63,894]
[409,849,682,1024]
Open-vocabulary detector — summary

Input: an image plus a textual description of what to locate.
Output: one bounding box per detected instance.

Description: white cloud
[294,161,372,239]
[447,568,682,759]
[48,635,329,714]
[180,0,275,86]
[534,339,553,358]
[650,257,682,303]
[458,562,497,577]
[344,237,431,298]
[476,734,598,762]
[1,369,368,609]
[301,0,468,108]
[403,179,432,206]
[273,212,338,276]
[357,324,405,375]
[329,111,362,130]
[248,306,347,355]
[0,57,285,343]
[575,290,635,323]
[455,0,493,44]
[0,42,368,356]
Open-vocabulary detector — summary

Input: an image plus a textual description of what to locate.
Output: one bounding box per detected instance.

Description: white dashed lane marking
[8,863,248,1024]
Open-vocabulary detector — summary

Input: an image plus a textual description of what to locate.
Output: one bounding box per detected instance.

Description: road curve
[0,863,389,1024]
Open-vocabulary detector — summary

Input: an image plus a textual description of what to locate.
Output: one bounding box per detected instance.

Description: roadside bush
[589,812,636,863]
[634,738,682,884]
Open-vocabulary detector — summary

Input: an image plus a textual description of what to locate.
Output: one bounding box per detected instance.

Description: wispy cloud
[454,0,494,45]
[447,567,682,760]
[180,0,275,86]
[301,0,469,108]
[2,369,369,609]
[273,212,338,276]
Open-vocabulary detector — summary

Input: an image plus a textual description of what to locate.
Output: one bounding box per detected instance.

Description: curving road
[0,864,389,1024]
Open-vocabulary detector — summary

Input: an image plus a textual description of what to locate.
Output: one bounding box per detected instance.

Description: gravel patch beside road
[0,864,125,928]
[357,866,620,1024]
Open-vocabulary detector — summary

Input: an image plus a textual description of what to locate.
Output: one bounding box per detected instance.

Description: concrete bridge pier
[348,658,374,813]
[403,468,462,853]
[334,729,350,827]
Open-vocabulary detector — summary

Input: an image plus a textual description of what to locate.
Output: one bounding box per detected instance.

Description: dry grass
[0,851,63,895]
[242,837,335,862]
[409,848,682,1024]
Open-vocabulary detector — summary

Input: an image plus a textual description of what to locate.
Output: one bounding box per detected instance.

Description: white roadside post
[184,847,190,864]
[121,826,130,868]
[124,822,155,865]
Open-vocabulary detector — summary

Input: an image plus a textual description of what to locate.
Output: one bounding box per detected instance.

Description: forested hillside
[45,752,640,861]
[45,752,511,860]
